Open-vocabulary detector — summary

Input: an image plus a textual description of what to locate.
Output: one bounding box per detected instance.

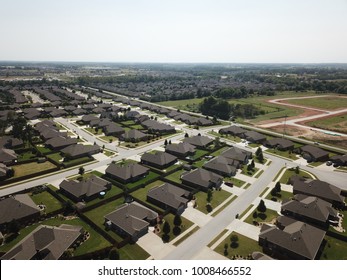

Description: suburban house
[103,123,125,137]
[0,136,23,149]
[182,135,214,148]
[197,118,213,126]
[290,176,345,208]
[104,202,158,240]
[181,168,223,191]
[45,136,78,150]
[330,154,347,166]
[141,151,177,169]
[0,194,41,230]
[259,216,325,260]
[203,156,238,177]
[125,110,140,119]
[40,128,68,141]
[264,138,294,151]
[299,145,329,162]
[0,163,11,178]
[281,194,338,229]
[134,114,150,124]
[59,175,111,202]
[0,148,18,165]
[147,183,190,214]
[221,146,252,165]
[165,142,196,158]
[243,131,267,144]
[141,120,176,134]
[61,144,100,159]
[219,125,247,136]
[1,224,84,260]
[81,115,99,125]
[167,111,181,118]
[119,129,147,142]
[105,162,149,184]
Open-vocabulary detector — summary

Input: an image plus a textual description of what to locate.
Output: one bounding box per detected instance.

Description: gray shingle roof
[182,135,214,147]
[105,163,149,181]
[141,151,177,167]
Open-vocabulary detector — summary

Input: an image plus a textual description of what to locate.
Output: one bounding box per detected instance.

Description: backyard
[12,161,57,178]
[30,190,63,214]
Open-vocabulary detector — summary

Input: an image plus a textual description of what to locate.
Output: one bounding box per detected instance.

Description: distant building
[264,138,294,151]
[165,142,196,158]
[182,135,214,148]
[181,168,223,191]
[141,151,177,169]
[299,145,329,162]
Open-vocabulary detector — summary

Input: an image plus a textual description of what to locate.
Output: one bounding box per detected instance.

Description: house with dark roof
[134,114,150,124]
[59,175,111,202]
[165,142,196,158]
[119,129,147,143]
[45,136,78,150]
[1,224,83,260]
[125,110,140,119]
[259,216,325,260]
[330,154,347,166]
[40,128,67,141]
[167,111,181,118]
[141,151,177,169]
[103,123,125,137]
[221,146,252,165]
[203,156,237,177]
[105,163,149,184]
[219,126,247,136]
[244,131,266,144]
[281,194,338,229]
[181,168,223,191]
[0,194,41,230]
[197,118,213,126]
[81,115,99,125]
[61,144,100,159]
[264,138,294,151]
[182,135,214,148]
[0,136,23,149]
[0,163,11,179]
[104,202,158,240]
[290,176,345,208]
[0,148,18,164]
[142,120,176,134]
[73,108,87,116]
[299,145,329,162]
[147,183,190,214]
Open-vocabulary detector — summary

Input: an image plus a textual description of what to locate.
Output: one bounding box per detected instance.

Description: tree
[295,165,300,174]
[275,181,281,193]
[78,166,85,176]
[247,164,252,173]
[173,215,182,227]
[230,234,239,248]
[206,189,213,204]
[163,221,171,236]
[253,211,258,218]
[8,219,20,234]
[270,187,277,197]
[255,147,262,157]
[184,132,189,138]
[108,247,120,260]
[164,139,168,146]
[257,199,266,213]
[250,160,255,169]
[214,137,221,148]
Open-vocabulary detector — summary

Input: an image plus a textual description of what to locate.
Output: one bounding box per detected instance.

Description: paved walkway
[181,206,212,227]
[222,184,245,196]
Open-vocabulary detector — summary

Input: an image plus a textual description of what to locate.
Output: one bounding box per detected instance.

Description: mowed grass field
[12,161,57,178]
[306,113,347,134]
[157,91,322,124]
[283,96,347,110]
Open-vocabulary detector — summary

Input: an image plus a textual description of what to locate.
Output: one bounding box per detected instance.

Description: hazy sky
[1,0,347,63]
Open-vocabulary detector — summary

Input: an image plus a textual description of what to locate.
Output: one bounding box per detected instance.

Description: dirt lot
[268,124,347,149]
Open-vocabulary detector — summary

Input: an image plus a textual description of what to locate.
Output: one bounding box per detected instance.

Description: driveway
[182,207,212,227]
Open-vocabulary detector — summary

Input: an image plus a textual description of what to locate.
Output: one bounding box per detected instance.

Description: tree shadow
[230,242,239,249]
[162,234,170,243]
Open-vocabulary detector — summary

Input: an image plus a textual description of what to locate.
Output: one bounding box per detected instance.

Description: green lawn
[157,98,205,110]
[241,166,259,177]
[124,171,160,190]
[190,149,209,161]
[208,229,229,247]
[36,145,54,154]
[173,226,200,246]
[62,156,93,168]
[306,113,347,134]
[165,169,185,184]
[160,213,194,243]
[30,191,63,214]
[0,217,112,257]
[279,168,316,184]
[84,198,126,242]
[265,149,299,160]
[85,127,103,135]
[104,150,115,157]
[118,243,150,260]
[244,208,279,226]
[224,177,246,187]
[100,135,118,143]
[266,190,293,202]
[211,196,238,217]
[320,235,347,260]
[208,131,242,143]
[192,159,209,168]
[12,161,57,178]
[239,204,254,219]
[121,120,136,126]
[194,189,232,214]
[284,96,347,110]
[17,150,37,162]
[130,125,144,130]
[255,170,264,178]
[214,232,263,259]
[47,153,63,164]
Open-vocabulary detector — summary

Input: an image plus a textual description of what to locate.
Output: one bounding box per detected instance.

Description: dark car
[225,182,233,187]
[326,161,332,166]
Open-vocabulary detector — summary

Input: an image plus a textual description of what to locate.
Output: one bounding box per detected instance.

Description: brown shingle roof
[141,151,177,167]
[182,135,214,147]
[105,163,149,181]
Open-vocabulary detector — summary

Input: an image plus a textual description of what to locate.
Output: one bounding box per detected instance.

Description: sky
[0,0,347,63]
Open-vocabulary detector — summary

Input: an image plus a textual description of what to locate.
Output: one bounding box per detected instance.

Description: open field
[12,161,57,178]
[304,113,347,134]
[281,96,347,110]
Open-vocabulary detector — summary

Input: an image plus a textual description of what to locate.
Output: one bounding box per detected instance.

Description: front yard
[279,168,316,184]
[194,189,232,214]
[244,208,279,226]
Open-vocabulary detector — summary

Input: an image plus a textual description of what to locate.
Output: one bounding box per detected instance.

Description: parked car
[225,182,233,187]
[326,161,332,166]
